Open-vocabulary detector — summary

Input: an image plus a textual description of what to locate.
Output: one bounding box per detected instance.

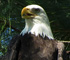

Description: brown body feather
[5,33,66,60]
[16,33,58,60]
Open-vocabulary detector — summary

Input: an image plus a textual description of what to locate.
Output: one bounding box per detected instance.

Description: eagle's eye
[32,8,40,12]
[35,8,40,11]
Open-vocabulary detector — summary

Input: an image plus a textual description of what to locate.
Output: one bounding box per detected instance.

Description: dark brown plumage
[8,33,58,60]
[18,33,58,60]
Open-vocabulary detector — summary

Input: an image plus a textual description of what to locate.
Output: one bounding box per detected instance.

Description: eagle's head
[20,4,54,39]
[21,5,46,19]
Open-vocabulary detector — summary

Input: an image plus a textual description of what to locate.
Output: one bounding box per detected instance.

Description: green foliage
[0,0,70,55]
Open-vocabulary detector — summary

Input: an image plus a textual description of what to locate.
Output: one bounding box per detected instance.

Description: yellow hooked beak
[21,7,36,19]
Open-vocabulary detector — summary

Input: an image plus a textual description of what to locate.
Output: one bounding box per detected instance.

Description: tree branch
[59,41,70,44]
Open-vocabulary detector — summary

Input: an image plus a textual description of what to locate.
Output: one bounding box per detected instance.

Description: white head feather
[20,5,54,39]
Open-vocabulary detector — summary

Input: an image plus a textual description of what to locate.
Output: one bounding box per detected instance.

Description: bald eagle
[8,4,65,60]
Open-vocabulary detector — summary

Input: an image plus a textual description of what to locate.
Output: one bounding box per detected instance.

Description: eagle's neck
[20,16,54,40]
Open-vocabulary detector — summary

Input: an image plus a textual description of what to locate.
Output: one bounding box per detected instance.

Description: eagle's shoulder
[18,33,58,60]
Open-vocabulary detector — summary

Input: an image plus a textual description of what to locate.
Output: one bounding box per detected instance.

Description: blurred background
[0,0,70,56]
